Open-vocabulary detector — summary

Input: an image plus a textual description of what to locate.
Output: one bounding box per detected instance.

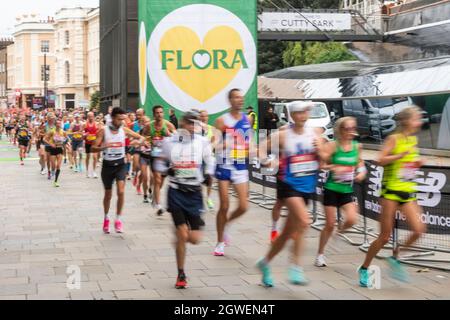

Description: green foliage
[90,91,101,112]
[258,41,287,74]
[282,42,356,67]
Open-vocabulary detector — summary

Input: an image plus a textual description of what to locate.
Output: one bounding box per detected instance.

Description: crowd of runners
[0,89,426,290]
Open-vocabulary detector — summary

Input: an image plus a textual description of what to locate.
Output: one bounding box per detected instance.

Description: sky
[0,0,99,36]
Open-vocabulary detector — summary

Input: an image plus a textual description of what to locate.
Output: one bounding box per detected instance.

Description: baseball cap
[182,110,200,123]
[289,101,314,113]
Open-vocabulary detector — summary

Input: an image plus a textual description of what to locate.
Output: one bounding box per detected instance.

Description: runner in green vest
[359,106,426,287]
[315,117,366,268]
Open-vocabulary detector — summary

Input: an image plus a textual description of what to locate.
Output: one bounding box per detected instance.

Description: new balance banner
[138,0,258,122]
[250,161,450,235]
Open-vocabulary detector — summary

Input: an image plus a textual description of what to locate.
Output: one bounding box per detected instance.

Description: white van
[273,101,334,141]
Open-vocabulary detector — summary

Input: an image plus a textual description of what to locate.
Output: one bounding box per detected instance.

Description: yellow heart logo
[160,26,246,103]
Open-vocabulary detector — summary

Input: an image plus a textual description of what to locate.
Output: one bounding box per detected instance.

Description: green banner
[138,0,258,123]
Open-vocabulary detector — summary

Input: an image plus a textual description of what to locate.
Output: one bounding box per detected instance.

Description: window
[41,40,49,53]
[41,65,50,81]
[65,31,70,46]
[65,94,75,110]
[65,61,70,83]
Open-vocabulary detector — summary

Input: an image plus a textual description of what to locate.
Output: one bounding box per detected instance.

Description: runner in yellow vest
[359,106,426,287]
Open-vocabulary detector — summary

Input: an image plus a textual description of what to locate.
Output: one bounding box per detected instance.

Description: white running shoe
[314,254,328,267]
[93,172,98,179]
[214,243,225,257]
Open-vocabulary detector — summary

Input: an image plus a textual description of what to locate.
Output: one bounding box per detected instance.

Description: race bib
[400,162,417,182]
[289,154,319,177]
[73,133,83,140]
[174,161,198,179]
[54,135,65,145]
[87,134,96,142]
[19,130,28,137]
[230,148,249,160]
[334,166,355,184]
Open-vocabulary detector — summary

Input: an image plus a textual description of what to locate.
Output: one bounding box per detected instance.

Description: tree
[90,91,101,112]
[259,41,287,74]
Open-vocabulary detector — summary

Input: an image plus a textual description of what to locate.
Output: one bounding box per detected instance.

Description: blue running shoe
[358,267,368,287]
[288,266,309,286]
[256,258,274,288]
[387,257,410,283]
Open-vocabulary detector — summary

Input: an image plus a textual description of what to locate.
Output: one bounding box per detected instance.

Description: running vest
[218,113,251,170]
[278,127,319,194]
[324,141,359,194]
[72,123,83,141]
[17,124,30,141]
[85,122,98,144]
[382,134,419,194]
[150,120,170,157]
[248,111,258,130]
[103,125,126,162]
[51,129,66,147]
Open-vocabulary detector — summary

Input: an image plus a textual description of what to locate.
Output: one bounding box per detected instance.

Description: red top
[84,122,98,145]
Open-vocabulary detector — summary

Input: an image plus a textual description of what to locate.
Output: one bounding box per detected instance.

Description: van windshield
[310,104,328,119]
[370,98,408,109]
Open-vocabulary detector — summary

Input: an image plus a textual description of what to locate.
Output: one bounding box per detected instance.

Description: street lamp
[44,53,49,109]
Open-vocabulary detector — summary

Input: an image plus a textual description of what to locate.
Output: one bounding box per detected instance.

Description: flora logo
[139,4,257,113]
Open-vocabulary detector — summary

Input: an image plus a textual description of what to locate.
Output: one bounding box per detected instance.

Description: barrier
[246,159,450,271]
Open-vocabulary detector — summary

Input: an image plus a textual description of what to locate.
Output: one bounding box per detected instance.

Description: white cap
[289,101,314,113]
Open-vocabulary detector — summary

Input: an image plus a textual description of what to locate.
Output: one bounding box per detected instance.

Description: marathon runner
[138,116,153,203]
[157,110,215,289]
[149,105,176,216]
[43,119,67,187]
[84,112,99,179]
[213,89,254,257]
[16,116,32,166]
[315,117,366,267]
[44,113,57,180]
[91,107,149,234]
[359,106,426,287]
[70,114,84,173]
[256,101,326,287]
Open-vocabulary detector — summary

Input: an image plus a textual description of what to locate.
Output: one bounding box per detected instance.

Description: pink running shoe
[214,243,225,257]
[115,220,123,233]
[136,186,142,195]
[103,219,110,234]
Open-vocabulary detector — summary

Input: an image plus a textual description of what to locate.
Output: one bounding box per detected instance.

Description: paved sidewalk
[0,138,449,300]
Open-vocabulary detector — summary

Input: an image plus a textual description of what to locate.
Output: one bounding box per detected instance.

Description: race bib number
[73,133,83,140]
[334,166,355,184]
[400,162,417,182]
[19,130,28,137]
[289,154,319,177]
[174,162,198,179]
[230,149,249,160]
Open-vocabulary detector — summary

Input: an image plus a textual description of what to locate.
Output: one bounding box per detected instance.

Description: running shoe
[175,274,188,289]
[224,233,231,247]
[40,169,46,175]
[74,166,79,173]
[314,254,328,267]
[115,220,123,234]
[155,204,165,216]
[54,182,60,188]
[207,199,214,210]
[93,172,98,179]
[213,243,225,257]
[256,258,274,288]
[20,161,24,166]
[103,219,110,234]
[47,172,51,180]
[288,266,309,286]
[358,267,369,288]
[271,230,279,243]
[143,196,150,204]
[387,257,409,283]
[64,158,67,164]
[136,185,143,195]
[133,175,138,187]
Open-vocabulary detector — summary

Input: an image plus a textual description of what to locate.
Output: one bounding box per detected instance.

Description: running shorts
[276,179,311,205]
[49,147,64,156]
[85,143,93,154]
[101,160,127,190]
[72,140,83,152]
[323,188,354,208]
[140,153,151,166]
[168,187,205,231]
[382,188,417,204]
[18,140,29,148]
[215,165,249,185]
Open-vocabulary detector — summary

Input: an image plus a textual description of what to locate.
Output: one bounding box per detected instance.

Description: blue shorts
[168,187,205,230]
[215,165,249,185]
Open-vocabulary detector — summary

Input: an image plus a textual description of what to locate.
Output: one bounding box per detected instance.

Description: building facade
[0,38,14,109]
[8,14,56,109]
[6,8,99,111]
